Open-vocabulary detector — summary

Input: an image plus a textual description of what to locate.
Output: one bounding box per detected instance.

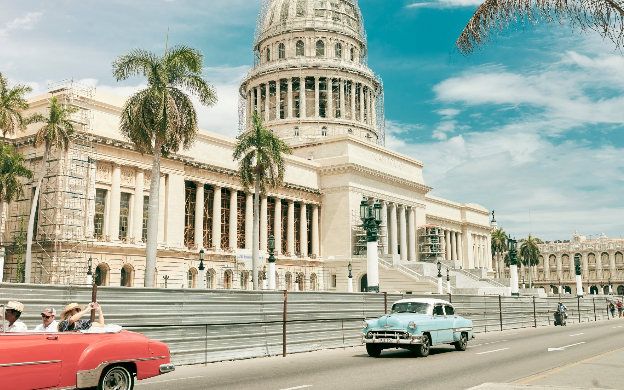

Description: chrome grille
[366,330,411,339]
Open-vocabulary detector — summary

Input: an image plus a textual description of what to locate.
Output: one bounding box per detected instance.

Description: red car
[0,328,174,390]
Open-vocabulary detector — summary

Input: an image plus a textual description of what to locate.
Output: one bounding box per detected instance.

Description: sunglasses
[41,314,53,319]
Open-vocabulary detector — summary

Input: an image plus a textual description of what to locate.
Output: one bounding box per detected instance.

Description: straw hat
[62,303,84,316]
[6,301,24,312]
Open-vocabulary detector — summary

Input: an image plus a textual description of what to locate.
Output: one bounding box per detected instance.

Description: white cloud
[406,0,483,9]
[0,12,43,38]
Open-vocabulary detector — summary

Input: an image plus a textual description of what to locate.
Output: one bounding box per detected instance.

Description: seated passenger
[2,301,28,332]
[34,308,58,332]
[58,302,104,332]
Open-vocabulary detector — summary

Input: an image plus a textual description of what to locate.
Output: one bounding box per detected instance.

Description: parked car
[0,311,174,390]
[362,298,474,357]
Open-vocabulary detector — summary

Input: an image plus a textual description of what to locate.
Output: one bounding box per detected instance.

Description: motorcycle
[554,311,567,326]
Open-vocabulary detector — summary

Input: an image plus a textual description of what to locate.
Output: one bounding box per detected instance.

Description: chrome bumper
[362,335,423,345]
[159,363,175,374]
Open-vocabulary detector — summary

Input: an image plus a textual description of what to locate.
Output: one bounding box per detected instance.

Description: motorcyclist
[557,301,568,318]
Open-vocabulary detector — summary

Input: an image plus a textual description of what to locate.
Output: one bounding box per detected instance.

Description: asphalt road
[136,316,624,390]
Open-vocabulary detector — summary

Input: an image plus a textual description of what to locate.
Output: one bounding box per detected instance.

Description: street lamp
[268,235,276,290]
[86,256,93,285]
[522,276,525,290]
[446,268,451,294]
[198,249,205,289]
[360,197,382,293]
[347,261,353,293]
[436,259,443,294]
[600,281,605,295]
[550,283,554,295]
[262,265,267,290]
[574,254,583,297]
[508,237,519,296]
[295,273,300,292]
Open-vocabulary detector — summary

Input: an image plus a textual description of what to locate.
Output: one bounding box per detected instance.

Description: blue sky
[1,0,623,241]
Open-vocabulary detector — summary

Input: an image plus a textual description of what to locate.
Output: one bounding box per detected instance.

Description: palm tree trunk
[252,177,260,290]
[25,148,49,283]
[0,200,5,245]
[144,140,162,288]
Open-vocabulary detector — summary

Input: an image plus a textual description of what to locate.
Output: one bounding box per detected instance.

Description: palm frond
[112,48,159,81]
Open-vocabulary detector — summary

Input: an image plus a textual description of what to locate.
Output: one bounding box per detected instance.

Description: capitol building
[1,0,496,293]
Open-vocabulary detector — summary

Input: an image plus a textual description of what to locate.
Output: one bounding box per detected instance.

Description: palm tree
[112,39,217,287]
[455,0,624,55]
[0,71,32,139]
[0,144,33,244]
[233,111,292,290]
[23,97,78,282]
[491,228,508,279]
[519,234,542,288]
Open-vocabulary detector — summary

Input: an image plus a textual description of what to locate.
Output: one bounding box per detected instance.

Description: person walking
[34,308,58,332]
[58,302,104,331]
[617,301,623,318]
[2,301,28,332]
[609,302,616,318]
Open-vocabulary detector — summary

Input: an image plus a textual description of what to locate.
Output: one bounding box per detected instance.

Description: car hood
[370,314,432,329]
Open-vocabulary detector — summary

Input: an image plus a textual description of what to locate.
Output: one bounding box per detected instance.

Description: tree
[23,97,78,282]
[0,144,33,244]
[491,228,508,278]
[455,0,624,55]
[112,39,217,287]
[233,112,292,290]
[0,71,32,138]
[519,234,541,288]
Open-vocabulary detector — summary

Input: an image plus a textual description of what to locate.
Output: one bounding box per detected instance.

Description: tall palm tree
[0,144,33,244]
[491,228,508,278]
[0,71,32,139]
[519,234,542,288]
[23,97,78,282]
[233,111,292,290]
[455,0,624,55]
[112,39,217,287]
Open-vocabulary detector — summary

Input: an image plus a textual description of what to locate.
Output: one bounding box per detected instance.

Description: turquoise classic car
[362,298,474,357]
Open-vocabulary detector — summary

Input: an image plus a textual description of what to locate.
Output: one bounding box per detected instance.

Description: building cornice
[320,162,431,194]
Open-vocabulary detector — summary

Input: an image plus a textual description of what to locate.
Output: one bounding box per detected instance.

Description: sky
[1,0,623,241]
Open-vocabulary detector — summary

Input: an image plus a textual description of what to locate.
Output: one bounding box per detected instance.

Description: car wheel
[415,333,430,357]
[455,332,468,351]
[366,344,382,357]
[98,365,135,390]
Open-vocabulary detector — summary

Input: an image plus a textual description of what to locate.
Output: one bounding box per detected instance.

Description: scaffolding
[5,80,96,284]
[418,224,445,262]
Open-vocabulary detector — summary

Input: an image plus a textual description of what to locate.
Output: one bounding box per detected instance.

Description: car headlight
[363,321,369,329]
[408,321,417,330]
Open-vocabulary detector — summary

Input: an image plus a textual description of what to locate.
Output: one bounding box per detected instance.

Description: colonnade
[472,233,491,269]
[378,201,418,261]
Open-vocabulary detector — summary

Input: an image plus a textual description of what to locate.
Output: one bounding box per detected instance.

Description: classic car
[362,298,474,357]
[1,306,174,390]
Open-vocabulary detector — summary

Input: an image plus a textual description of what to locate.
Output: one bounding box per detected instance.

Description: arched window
[294,127,300,137]
[188,268,198,288]
[296,40,305,56]
[285,272,292,290]
[618,285,624,295]
[298,272,305,291]
[335,43,342,58]
[350,47,355,61]
[279,43,286,59]
[224,269,233,289]
[310,273,317,291]
[266,48,271,62]
[316,40,325,56]
[275,272,280,289]
[321,127,327,137]
[95,263,109,286]
[206,268,216,289]
[360,274,368,292]
[120,264,134,287]
[241,271,249,290]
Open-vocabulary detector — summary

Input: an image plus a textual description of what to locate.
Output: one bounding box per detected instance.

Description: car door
[0,333,62,390]
[431,304,449,344]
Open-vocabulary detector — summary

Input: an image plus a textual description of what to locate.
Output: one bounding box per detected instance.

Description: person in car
[58,302,105,331]
[34,308,58,332]
[2,301,28,332]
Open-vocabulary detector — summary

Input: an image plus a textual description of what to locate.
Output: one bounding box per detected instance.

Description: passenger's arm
[91,305,105,327]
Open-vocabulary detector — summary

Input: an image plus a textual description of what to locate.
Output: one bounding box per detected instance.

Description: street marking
[547,342,585,352]
[476,348,509,355]
[569,333,584,337]
[137,376,204,385]
[516,346,624,384]
[613,326,623,328]
[279,386,313,390]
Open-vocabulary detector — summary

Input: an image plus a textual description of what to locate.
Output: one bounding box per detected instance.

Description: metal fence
[1,283,621,365]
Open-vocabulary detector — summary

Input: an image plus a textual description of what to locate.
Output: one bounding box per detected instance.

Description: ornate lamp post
[294,273,300,292]
[268,235,276,290]
[508,237,519,296]
[347,261,353,293]
[600,281,605,295]
[436,259,443,294]
[574,254,583,297]
[262,265,267,290]
[86,256,93,285]
[198,249,205,289]
[558,277,562,296]
[360,197,382,293]
[550,283,554,295]
[609,278,613,294]
[446,268,451,294]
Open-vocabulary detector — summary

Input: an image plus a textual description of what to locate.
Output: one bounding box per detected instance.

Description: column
[194,182,204,248]
[300,76,306,118]
[158,174,166,244]
[229,189,237,249]
[260,196,268,251]
[212,186,221,250]
[389,203,398,255]
[381,201,388,254]
[274,198,282,254]
[350,80,356,122]
[582,252,588,279]
[132,170,144,242]
[544,253,550,281]
[407,207,416,262]
[556,254,562,280]
[245,193,253,249]
[287,200,295,255]
[339,79,345,119]
[311,205,319,257]
[445,230,451,261]
[247,91,252,125]
[314,77,320,117]
[165,174,185,247]
[457,233,464,266]
[610,252,616,279]
[276,80,281,120]
[596,252,603,281]
[108,164,121,240]
[327,78,333,119]
[253,87,258,113]
[399,206,407,261]
[569,254,575,279]
[287,78,293,118]
[300,203,308,257]
[264,83,270,122]
[371,89,377,128]
[359,83,364,122]
[451,232,458,261]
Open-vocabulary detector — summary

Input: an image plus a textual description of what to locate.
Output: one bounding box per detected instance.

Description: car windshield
[391,302,430,314]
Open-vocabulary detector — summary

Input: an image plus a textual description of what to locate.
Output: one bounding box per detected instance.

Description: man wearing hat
[34,308,58,332]
[2,301,28,332]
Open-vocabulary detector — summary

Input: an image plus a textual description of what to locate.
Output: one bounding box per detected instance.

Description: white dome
[254,0,366,49]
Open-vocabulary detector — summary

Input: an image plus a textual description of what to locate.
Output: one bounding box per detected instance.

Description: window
[434,305,444,316]
[316,40,325,56]
[322,127,327,137]
[279,43,285,59]
[335,43,342,58]
[294,127,300,137]
[445,305,455,315]
[206,269,216,289]
[350,47,354,61]
[94,189,106,239]
[266,48,271,62]
[296,40,305,56]
[224,269,233,289]
[121,264,134,287]
[296,0,306,17]
[119,193,130,241]
[280,0,289,21]
[314,0,325,17]
[331,274,337,288]
[142,195,149,242]
[188,268,197,288]
[95,264,109,286]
